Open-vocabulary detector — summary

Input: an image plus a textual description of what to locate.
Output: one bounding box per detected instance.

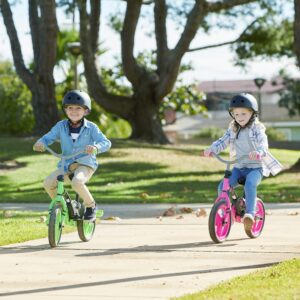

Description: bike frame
[44,146,86,226]
[212,153,248,224]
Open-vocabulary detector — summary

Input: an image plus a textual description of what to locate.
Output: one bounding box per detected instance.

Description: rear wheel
[245,199,265,238]
[209,199,232,243]
[48,206,63,248]
[77,220,96,242]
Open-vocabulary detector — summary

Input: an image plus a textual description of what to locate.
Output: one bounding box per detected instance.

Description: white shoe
[243,213,254,231]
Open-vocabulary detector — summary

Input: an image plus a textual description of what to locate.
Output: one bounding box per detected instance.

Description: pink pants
[43,163,95,208]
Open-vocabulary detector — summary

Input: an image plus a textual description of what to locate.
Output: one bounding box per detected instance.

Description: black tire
[245,199,265,238]
[48,205,63,248]
[77,220,96,242]
[209,199,232,243]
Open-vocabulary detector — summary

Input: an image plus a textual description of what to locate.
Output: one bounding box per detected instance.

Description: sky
[1,1,299,84]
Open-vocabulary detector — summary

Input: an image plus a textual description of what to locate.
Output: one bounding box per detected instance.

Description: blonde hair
[229,118,265,132]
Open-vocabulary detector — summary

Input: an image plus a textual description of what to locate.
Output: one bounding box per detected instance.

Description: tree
[77,0,260,144]
[0,0,59,134]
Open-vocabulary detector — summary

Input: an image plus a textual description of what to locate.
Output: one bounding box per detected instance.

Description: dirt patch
[0,160,26,173]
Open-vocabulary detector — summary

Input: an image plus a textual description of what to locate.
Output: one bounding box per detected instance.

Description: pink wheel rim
[215,203,230,241]
[251,201,265,236]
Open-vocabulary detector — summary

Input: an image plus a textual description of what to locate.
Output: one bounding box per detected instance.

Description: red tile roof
[199,78,285,94]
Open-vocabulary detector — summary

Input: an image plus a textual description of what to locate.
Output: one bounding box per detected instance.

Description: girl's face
[65,105,88,123]
[232,107,253,127]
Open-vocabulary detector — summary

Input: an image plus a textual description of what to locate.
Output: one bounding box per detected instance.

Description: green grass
[173,258,300,300]
[0,136,299,204]
[0,210,76,246]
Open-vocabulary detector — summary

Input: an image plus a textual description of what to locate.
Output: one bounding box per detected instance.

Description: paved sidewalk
[0,203,300,299]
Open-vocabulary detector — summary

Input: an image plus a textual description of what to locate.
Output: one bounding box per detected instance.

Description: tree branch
[154,0,169,73]
[29,0,40,66]
[187,18,259,52]
[121,0,144,87]
[38,0,58,74]
[78,0,134,118]
[156,0,206,99]
[89,0,101,54]
[0,0,33,88]
[207,0,257,13]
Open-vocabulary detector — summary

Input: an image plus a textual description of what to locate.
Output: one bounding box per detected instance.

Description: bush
[0,61,34,134]
[194,127,225,139]
[266,127,286,141]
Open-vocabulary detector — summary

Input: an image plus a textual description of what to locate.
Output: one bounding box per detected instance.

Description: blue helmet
[229,93,258,114]
[62,90,91,112]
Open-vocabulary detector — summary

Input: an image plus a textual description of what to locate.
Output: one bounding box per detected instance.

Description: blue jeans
[218,167,263,216]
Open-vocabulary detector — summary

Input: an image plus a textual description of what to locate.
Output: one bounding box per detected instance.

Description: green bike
[43,146,103,248]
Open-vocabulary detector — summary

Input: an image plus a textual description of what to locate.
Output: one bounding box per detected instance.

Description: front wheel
[245,199,265,238]
[48,205,63,248]
[209,199,232,243]
[77,220,96,242]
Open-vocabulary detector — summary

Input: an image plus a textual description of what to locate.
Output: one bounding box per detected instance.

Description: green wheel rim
[55,209,62,243]
[83,221,95,238]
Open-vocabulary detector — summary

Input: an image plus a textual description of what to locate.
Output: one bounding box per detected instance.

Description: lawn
[173,258,300,300]
[0,136,299,204]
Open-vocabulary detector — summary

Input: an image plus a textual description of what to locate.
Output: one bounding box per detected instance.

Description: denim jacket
[38,119,111,171]
[209,121,282,177]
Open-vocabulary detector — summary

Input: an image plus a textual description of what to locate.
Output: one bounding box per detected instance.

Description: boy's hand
[203,149,213,157]
[33,142,45,152]
[249,151,262,160]
[86,145,97,155]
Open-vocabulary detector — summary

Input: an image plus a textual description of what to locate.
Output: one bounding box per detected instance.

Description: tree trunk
[294,0,300,66]
[129,94,169,144]
[31,75,60,134]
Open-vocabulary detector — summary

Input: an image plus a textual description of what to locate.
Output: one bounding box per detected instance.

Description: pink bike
[208,153,265,243]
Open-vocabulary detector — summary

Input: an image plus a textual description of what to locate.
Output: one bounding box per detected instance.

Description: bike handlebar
[211,152,249,165]
[44,145,86,159]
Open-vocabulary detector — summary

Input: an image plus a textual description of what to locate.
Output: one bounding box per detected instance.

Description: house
[164,78,300,141]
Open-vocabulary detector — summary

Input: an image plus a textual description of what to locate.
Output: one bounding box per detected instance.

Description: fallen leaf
[180,207,193,214]
[3,210,15,218]
[39,216,47,223]
[139,192,149,199]
[163,207,176,217]
[196,208,207,217]
[176,215,184,219]
[104,216,122,221]
[288,211,299,216]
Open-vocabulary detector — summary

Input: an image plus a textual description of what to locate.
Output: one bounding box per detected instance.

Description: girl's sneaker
[243,213,254,231]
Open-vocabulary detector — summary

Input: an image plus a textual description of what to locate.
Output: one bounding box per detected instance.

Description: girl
[203,93,282,230]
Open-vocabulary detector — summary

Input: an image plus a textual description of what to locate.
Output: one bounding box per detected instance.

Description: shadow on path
[0,262,277,297]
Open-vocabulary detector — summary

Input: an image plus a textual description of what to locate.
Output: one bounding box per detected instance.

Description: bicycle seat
[238,177,246,185]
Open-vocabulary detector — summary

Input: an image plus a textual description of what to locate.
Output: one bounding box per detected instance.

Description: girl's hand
[86,145,97,155]
[249,151,262,160]
[203,149,213,157]
[33,142,45,152]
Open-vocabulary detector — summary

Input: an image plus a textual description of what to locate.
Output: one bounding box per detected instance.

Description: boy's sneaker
[84,206,96,221]
[243,213,254,231]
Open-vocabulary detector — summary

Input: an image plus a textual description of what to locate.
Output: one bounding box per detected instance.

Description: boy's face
[232,107,253,127]
[65,105,88,123]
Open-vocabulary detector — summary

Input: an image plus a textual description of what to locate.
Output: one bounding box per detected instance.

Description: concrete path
[0,203,300,299]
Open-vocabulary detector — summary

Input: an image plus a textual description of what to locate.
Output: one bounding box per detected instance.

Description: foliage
[232,17,293,67]
[265,127,286,141]
[194,127,225,140]
[278,73,300,117]
[0,60,33,134]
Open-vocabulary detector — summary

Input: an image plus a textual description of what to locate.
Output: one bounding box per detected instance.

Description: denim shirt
[38,119,111,172]
[209,121,282,177]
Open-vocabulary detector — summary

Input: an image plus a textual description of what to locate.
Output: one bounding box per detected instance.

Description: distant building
[164,78,300,141]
